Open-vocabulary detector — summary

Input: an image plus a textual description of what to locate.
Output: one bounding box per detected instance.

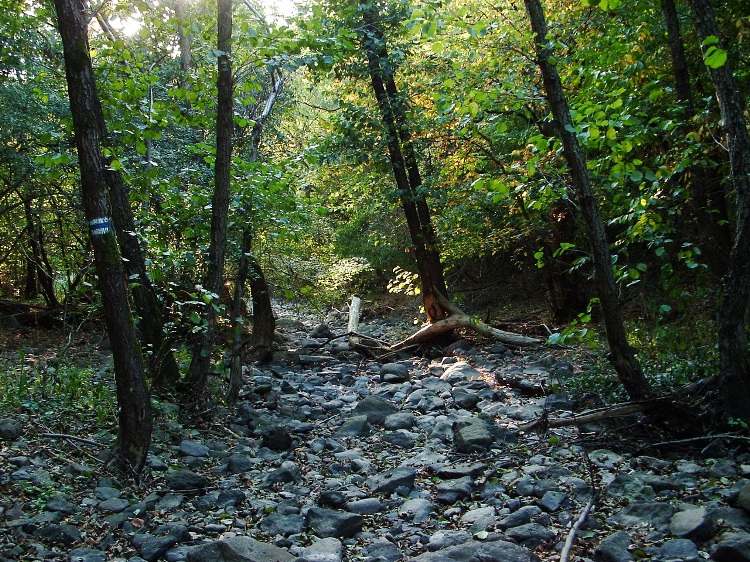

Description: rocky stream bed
[2,305,750,562]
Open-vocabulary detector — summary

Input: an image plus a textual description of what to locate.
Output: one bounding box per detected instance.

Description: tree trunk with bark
[523,0,653,400]
[688,0,750,421]
[88,9,180,391]
[359,1,449,323]
[22,193,59,307]
[53,0,152,475]
[186,0,233,395]
[660,0,694,115]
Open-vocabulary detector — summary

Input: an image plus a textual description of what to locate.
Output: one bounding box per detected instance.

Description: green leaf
[704,45,727,69]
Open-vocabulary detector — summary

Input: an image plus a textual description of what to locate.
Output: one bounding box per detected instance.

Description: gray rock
[594,531,635,562]
[334,415,371,437]
[654,538,701,562]
[398,498,434,523]
[261,427,294,451]
[412,539,540,561]
[310,324,334,339]
[440,362,484,382]
[712,532,750,562]
[33,523,81,545]
[367,466,417,495]
[362,537,402,561]
[437,461,487,479]
[452,388,481,410]
[300,355,339,366]
[186,536,295,562]
[499,505,543,530]
[305,507,364,538]
[259,513,305,536]
[300,537,343,562]
[179,440,210,457]
[165,470,208,492]
[380,363,411,383]
[227,454,255,474]
[504,523,555,547]
[426,530,472,551]
[44,495,81,515]
[67,548,106,562]
[346,498,383,514]
[384,412,415,430]
[670,506,716,541]
[383,429,418,449]
[98,497,131,513]
[738,481,750,514]
[138,535,179,562]
[217,489,245,508]
[453,418,494,453]
[353,396,398,425]
[155,494,182,512]
[709,459,738,479]
[318,491,348,509]
[436,476,473,504]
[606,501,676,529]
[538,490,569,512]
[589,449,623,469]
[261,462,303,488]
[0,418,23,440]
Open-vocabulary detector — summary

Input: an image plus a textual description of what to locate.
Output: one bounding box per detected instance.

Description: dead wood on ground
[346,294,541,359]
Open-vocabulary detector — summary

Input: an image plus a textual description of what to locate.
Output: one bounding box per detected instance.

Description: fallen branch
[560,491,598,562]
[390,312,541,350]
[637,433,750,453]
[40,433,109,448]
[345,294,540,359]
[519,396,671,432]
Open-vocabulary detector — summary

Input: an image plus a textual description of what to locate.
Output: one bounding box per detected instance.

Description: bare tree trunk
[53,0,152,475]
[660,0,694,115]
[688,0,750,422]
[359,1,449,323]
[173,0,193,91]
[22,193,59,307]
[186,0,233,395]
[523,0,653,400]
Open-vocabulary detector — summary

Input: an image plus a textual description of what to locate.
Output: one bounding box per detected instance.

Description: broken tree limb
[520,396,672,432]
[433,290,541,347]
[559,491,598,562]
[390,312,541,350]
[345,294,540,359]
[347,296,361,335]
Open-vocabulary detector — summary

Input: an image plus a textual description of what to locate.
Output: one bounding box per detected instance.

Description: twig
[560,491,598,562]
[40,433,109,448]
[637,433,750,453]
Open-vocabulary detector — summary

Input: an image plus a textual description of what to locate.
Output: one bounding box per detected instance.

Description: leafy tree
[523,0,652,399]
[687,0,750,421]
[358,0,450,323]
[53,0,152,475]
[186,0,235,395]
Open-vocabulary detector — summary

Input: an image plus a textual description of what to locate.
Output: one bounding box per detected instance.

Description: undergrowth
[559,316,719,405]
[0,355,117,430]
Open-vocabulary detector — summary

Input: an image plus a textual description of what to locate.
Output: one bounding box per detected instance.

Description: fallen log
[520,377,714,433]
[345,294,540,359]
[390,312,541,350]
[519,397,671,432]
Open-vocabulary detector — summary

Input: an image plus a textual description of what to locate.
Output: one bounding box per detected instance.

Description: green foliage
[701,36,727,69]
[388,266,421,296]
[0,357,117,427]
[548,299,600,348]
